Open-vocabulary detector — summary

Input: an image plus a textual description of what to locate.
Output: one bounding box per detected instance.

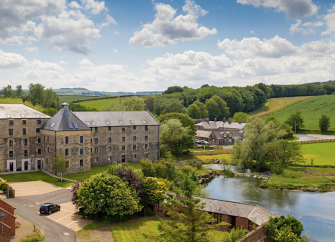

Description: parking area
[9,181,63,197]
[42,201,92,232]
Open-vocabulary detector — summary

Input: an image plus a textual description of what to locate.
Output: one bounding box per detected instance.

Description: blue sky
[1,0,335,92]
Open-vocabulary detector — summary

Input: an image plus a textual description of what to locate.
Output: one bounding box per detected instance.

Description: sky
[0,0,335,92]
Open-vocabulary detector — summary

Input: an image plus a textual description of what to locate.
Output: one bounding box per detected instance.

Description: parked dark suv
[40,203,61,215]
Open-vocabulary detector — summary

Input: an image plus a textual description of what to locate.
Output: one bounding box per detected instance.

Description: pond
[205,175,335,242]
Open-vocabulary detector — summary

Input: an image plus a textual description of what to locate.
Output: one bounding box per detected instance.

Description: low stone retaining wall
[237,223,268,242]
[198,170,216,184]
[190,149,233,156]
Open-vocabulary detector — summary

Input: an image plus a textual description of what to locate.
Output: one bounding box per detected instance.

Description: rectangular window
[108,137,111,142]
[91,148,92,152]
[80,148,83,155]
[145,125,148,131]
[133,145,136,150]
[22,128,26,135]
[108,156,112,161]
[145,153,148,158]
[133,136,136,141]
[122,128,125,132]
[91,139,92,143]
[108,146,112,151]
[145,144,148,149]
[95,127,98,133]
[94,138,98,144]
[47,136,49,141]
[9,129,13,136]
[38,138,41,144]
[94,147,98,153]
[23,139,28,145]
[36,128,40,133]
[44,135,45,141]
[37,120,41,124]
[80,136,83,143]
[80,159,83,167]
[214,214,222,223]
[156,203,163,211]
[9,151,13,157]
[65,149,69,156]
[9,120,13,125]
[48,147,50,153]
[65,136,69,144]
[145,136,148,141]
[24,150,28,157]
[9,140,13,146]
[22,120,26,125]
[94,157,98,163]
[108,127,111,131]
[44,146,45,153]
[133,154,137,159]
[133,126,136,130]
[122,137,125,142]
[46,158,48,164]
[66,161,69,168]
[38,149,42,154]
[122,146,125,151]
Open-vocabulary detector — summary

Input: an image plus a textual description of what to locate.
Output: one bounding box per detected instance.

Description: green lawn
[270,95,335,131]
[64,165,110,181]
[0,172,74,188]
[301,142,335,166]
[111,218,226,242]
[193,154,232,162]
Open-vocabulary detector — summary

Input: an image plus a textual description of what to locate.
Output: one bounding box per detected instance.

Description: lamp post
[0,212,7,234]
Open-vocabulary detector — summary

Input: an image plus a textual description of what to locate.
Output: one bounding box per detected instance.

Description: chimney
[61,102,69,109]
[228,117,232,124]
[223,117,226,123]
[214,118,217,122]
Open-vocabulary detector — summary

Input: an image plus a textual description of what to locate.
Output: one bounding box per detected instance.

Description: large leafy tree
[157,112,196,136]
[187,103,201,119]
[153,97,186,116]
[268,140,303,168]
[163,86,184,94]
[146,174,226,242]
[285,111,304,131]
[211,95,230,119]
[193,101,208,118]
[232,112,250,123]
[267,214,304,241]
[205,98,220,120]
[78,173,142,217]
[232,119,287,171]
[319,114,330,132]
[52,153,67,181]
[142,177,166,205]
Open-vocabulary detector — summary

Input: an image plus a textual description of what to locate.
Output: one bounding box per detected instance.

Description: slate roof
[199,121,247,130]
[0,104,50,119]
[73,111,159,127]
[196,130,212,138]
[163,193,276,226]
[42,108,90,131]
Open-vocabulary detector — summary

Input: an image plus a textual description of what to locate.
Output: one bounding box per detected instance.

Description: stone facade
[0,117,49,172]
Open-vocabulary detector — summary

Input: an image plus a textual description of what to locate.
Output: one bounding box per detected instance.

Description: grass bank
[0,172,74,188]
[261,167,335,192]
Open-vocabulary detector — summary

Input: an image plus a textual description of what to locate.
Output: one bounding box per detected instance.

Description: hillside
[78,97,127,109]
[58,95,102,103]
[249,96,312,118]
[271,95,335,131]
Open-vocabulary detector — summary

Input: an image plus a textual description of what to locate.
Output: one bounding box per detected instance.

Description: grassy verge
[193,154,232,162]
[286,136,299,141]
[0,172,74,188]
[261,167,335,192]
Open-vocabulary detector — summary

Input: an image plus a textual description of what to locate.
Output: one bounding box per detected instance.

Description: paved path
[295,134,335,141]
[6,188,76,242]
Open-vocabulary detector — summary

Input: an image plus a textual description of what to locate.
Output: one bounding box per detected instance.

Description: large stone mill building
[0,103,160,174]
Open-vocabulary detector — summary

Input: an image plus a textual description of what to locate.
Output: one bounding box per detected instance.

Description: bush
[223,169,234,177]
[145,206,155,216]
[0,180,8,194]
[271,162,285,175]
[221,228,250,242]
[16,167,22,171]
[187,160,203,170]
[281,169,301,178]
[267,214,304,241]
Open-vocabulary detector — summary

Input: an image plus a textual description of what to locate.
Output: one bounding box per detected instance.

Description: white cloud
[250,30,254,34]
[23,10,100,54]
[113,49,119,53]
[0,0,66,37]
[59,60,69,64]
[0,36,25,45]
[290,19,316,35]
[99,14,117,30]
[0,49,28,69]
[322,10,335,35]
[303,21,324,27]
[68,1,82,9]
[25,46,38,52]
[81,0,107,14]
[129,0,217,47]
[217,36,297,58]
[114,31,119,35]
[237,0,318,18]
[80,58,94,66]
[32,60,64,71]
[25,70,40,79]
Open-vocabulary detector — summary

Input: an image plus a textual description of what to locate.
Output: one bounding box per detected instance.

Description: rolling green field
[301,142,335,166]
[249,96,312,117]
[78,97,126,109]
[57,95,103,103]
[269,95,335,131]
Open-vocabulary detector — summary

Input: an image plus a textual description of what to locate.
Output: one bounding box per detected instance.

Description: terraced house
[0,103,160,174]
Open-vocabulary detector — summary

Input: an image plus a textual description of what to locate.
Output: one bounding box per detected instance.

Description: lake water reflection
[205,176,335,242]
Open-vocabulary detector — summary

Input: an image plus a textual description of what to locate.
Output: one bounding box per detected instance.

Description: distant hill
[53,88,162,96]
[270,95,335,131]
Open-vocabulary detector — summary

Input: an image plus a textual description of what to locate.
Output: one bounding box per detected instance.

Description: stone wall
[237,223,268,242]
[0,118,48,171]
[90,124,159,167]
